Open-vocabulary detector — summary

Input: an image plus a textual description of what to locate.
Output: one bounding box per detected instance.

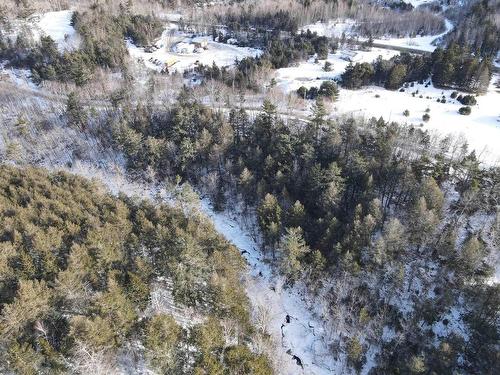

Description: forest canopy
[0,165,271,374]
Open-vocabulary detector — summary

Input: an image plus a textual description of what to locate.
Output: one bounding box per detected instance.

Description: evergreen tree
[386,63,407,90]
[309,98,327,144]
[279,227,310,283]
[145,314,182,373]
[257,193,282,254]
[65,92,87,129]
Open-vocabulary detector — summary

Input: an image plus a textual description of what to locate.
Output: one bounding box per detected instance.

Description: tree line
[341,43,492,93]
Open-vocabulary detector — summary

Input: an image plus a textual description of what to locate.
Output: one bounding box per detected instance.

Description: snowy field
[275,48,400,92]
[34,10,80,51]
[333,75,500,164]
[5,10,80,52]
[6,10,80,52]
[371,19,453,52]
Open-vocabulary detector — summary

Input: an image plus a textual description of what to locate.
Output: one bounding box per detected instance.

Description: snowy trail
[200,200,343,375]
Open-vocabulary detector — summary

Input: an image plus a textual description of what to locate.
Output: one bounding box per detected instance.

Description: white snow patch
[34,10,80,52]
[382,326,397,342]
[402,0,434,7]
[0,65,37,89]
[301,19,357,38]
[431,305,469,342]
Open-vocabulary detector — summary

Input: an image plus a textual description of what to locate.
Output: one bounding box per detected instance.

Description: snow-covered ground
[300,19,357,38]
[302,18,453,53]
[275,48,400,92]
[2,10,79,52]
[333,75,500,164]
[402,0,435,7]
[201,199,343,374]
[34,10,80,51]
[0,65,38,89]
[127,23,262,73]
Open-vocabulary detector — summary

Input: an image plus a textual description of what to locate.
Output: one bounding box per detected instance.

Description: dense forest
[0,165,271,374]
[444,0,500,58]
[0,0,498,373]
[109,88,499,373]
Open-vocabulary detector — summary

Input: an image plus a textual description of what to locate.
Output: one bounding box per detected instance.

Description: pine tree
[1,279,52,339]
[309,97,327,144]
[257,193,282,254]
[65,92,87,129]
[458,236,484,278]
[409,197,438,249]
[347,336,365,372]
[279,227,310,283]
[386,63,407,90]
[145,314,182,374]
[420,177,444,213]
[287,200,306,228]
[7,342,44,375]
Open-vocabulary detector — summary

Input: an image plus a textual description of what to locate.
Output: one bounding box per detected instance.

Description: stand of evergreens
[341,44,492,93]
[0,165,271,374]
